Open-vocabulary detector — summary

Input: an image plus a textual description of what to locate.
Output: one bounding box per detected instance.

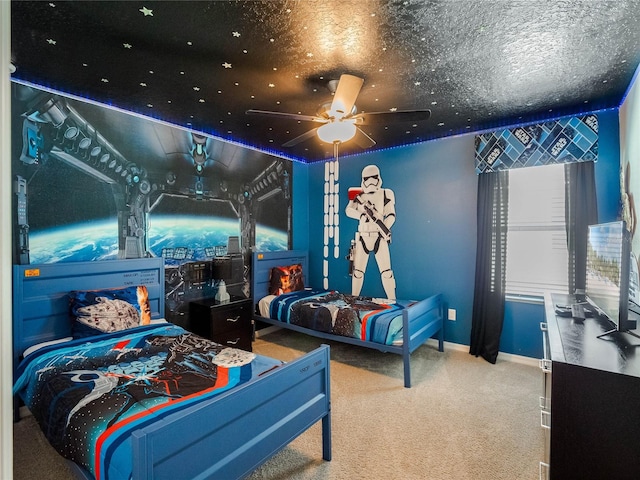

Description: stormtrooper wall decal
[346,165,396,300]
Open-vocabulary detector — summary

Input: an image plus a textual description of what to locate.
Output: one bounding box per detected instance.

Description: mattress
[259,289,415,345]
[13,323,282,480]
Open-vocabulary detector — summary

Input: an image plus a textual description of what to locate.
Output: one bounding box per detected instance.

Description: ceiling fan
[246,74,431,153]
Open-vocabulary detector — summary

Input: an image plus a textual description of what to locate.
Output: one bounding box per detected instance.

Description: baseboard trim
[427,338,539,367]
[256,326,539,367]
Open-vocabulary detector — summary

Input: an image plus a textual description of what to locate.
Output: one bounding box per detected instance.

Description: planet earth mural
[28,216,288,264]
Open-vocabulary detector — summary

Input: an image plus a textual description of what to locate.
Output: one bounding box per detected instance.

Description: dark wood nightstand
[189,296,253,351]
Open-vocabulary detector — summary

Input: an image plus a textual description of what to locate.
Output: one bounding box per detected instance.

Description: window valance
[475,114,598,174]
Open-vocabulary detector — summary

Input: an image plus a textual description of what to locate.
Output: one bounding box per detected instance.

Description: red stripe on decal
[112,340,130,350]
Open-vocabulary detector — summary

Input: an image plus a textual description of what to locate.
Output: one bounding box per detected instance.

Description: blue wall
[301,110,622,358]
[305,135,478,347]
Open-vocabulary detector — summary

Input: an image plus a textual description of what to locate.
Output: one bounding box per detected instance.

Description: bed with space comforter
[13,258,331,480]
[14,323,283,479]
[259,289,418,346]
[253,250,445,388]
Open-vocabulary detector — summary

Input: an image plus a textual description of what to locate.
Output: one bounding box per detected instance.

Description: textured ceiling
[10,0,640,163]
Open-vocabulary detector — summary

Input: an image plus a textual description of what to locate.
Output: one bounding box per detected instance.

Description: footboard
[132,344,331,480]
[405,293,445,354]
[402,293,445,387]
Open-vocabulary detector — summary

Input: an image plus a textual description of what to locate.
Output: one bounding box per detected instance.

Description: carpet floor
[14,330,543,479]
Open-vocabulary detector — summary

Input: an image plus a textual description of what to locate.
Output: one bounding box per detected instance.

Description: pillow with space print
[69,285,151,338]
[268,264,305,295]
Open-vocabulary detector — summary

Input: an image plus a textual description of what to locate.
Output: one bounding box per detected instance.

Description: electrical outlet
[448,308,457,321]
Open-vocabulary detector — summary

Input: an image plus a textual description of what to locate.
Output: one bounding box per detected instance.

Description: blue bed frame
[13,258,331,479]
[252,250,445,388]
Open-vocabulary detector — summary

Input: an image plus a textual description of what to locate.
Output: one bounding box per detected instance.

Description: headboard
[13,258,165,373]
[251,250,309,305]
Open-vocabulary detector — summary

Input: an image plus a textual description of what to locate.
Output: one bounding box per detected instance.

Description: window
[505,164,569,296]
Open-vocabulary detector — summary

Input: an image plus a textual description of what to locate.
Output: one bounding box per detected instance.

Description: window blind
[505,164,569,296]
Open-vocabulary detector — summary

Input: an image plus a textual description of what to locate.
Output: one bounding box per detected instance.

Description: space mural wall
[10,82,293,320]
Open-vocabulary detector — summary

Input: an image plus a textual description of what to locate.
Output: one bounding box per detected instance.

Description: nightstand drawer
[208,301,252,335]
[213,328,252,351]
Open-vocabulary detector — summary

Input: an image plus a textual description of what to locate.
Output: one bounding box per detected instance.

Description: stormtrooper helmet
[361,164,381,193]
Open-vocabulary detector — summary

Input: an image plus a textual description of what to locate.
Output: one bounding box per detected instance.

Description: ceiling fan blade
[353,127,376,149]
[355,109,431,125]
[330,74,364,117]
[282,128,319,147]
[246,109,325,123]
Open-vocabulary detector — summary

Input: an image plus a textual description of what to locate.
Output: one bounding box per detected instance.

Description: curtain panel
[565,161,598,294]
[470,170,509,364]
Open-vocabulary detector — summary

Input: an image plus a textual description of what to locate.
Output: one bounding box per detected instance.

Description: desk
[542,293,640,480]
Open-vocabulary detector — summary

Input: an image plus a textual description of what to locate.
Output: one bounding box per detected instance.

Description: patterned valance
[475,114,598,174]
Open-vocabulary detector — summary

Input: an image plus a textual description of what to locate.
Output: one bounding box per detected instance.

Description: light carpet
[14,329,543,479]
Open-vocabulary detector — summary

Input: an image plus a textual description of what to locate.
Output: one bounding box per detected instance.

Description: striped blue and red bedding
[266,289,414,345]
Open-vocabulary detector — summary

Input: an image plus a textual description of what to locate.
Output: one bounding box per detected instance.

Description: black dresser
[189,296,253,351]
[542,292,640,480]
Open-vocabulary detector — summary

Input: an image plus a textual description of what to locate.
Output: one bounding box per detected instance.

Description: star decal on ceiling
[10,0,634,162]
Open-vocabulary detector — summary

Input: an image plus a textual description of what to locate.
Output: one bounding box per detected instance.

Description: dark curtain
[470,170,509,364]
[565,161,598,294]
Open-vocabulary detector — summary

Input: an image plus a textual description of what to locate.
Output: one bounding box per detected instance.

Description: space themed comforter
[13,324,282,480]
[263,289,414,345]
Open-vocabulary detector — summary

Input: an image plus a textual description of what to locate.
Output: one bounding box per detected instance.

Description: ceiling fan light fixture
[317,120,357,144]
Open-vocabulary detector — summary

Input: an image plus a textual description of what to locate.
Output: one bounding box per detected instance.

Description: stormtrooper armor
[345,164,396,299]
